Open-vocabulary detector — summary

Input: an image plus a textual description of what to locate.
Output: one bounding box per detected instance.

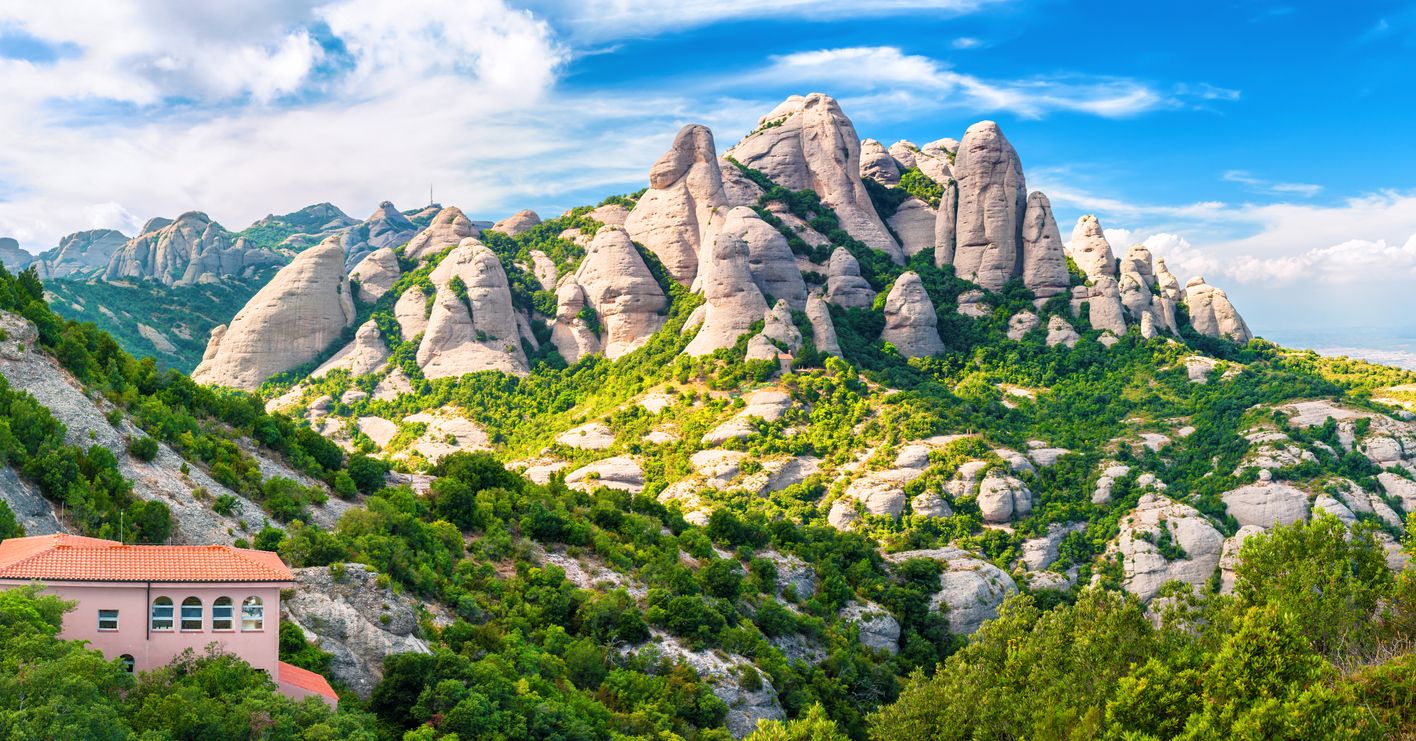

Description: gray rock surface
[805,292,841,355]
[1184,277,1253,343]
[1069,214,1116,281]
[951,121,1026,291]
[888,548,1018,634]
[859,138,901,185]
[349,247,401,303]
[1020,192,1070,298]
[735,207,807,309]
[403,206,477,262]
[311,320,389,378]
[685,210,770,357]
[887,197,938,259]
[416,238,528,378]
[105,211,283,286]
[34,229,128,279]
[933,179,959,268]
[840,601,900,653]
[825,247,875,308]
[549,279,602,363]
[624,124,729,285]
[881,272,944,357]
[491,209,541,236]
[574,226,668,358]
[1114,493,1224,603]
[393,284,430,341]
[1221,480,1310,528]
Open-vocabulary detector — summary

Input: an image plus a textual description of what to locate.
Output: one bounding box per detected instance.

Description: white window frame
[212,597,235,631]
[98,609,119,631]
[180,597,204,632]
[150,597,174,631]
[241,596,264,632]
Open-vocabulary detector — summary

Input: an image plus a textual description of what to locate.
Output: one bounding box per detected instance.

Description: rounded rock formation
[951,121,1027,292]
[881,272,944,358]
[624,124,729,285]
[573,227,668,359]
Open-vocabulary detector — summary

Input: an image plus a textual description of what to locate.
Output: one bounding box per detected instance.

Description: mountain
[0,237,34,271]
[237,202,360,250]
[103,210,286,287]
[2,92,1413,739]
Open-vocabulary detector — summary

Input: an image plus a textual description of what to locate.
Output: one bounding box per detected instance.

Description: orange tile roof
[278,661,339,702]
[0,534,294,583]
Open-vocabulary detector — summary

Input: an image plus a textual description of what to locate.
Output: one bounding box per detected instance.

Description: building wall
[15,581,284,675]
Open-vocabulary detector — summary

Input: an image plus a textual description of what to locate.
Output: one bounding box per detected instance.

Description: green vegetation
[897,168,944,208]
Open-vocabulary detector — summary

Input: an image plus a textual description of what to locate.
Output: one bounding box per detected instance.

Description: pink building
[0,534,337,707]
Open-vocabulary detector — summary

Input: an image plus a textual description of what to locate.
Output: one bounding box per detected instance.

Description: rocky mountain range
[1,91,1411,738]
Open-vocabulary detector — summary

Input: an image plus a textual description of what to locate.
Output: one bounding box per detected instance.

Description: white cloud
[951,37,983,49]
[534,0,997,39]
[740,46,1235,119]
[1222,169,1321,197]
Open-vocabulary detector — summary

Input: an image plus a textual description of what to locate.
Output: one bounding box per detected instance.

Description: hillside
[0,92,1413,739]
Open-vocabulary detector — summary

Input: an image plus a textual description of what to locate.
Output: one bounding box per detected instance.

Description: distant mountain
[237,202,359,250]
[103,211,285,287]
[0,237,33,271]
[34,229,130,279]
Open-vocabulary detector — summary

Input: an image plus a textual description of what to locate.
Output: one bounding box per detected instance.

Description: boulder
[720,158,765,206]
[491,209,541,237]
[1118,270,1153,319]
[914,139,954,185]
[1069,214,1116,281]
[1184,277,1253,343]
[933,179,959,268]
[881,272,944,358]
[1221,480,1310,528]
[760,300,802,351]
[588,203,629,227]
[887,140,919,169]
[1218,525,1267,593]
[951,121,1027,291]
[887,197,938,259]
[1007,311,1040,341]
[350,247,401,303]
[393,284,430,341]
[416,238,528,378]
[685,212,771,357]
[403,206,477,262]
[859,138,901,185]
[312,321,390,378]
[840,601,900,653]
[105,211,284,286]
[888,548,1018,635]
[1114,494,1224,604]
[549,279,602,363]
[565,456,644,493]
[1120,244,1156,287]
[805,292,841,356]
[825,247,875,308]
[528,250,557,290]
[1020,192,1070,298]
[1155,258,1183,301]
[624,124,729,285]
[192,237,355,390]
[976,469,1031,523]
[574,227,668,359]
[1073,276,1128,335]
[727,94,901,261]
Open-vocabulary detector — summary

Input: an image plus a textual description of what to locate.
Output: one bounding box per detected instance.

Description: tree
[747,704,849,741]
[128,435,159,462]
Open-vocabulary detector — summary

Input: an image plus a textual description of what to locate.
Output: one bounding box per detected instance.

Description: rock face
[915,139,955,185]
[888,140,919,169]
[0,237,32,270]
[1020,192,1070,298]
[192,237,355,390]
[491,209,541,237]
[891,548,1018,635]
[933,179,959,268]
[1069,215,1116,281]
[859,138,901,185]
[312,321,390,379]
[1184,277,1253,343]
[685,212,770,357]
[1221,480,1309,528]
[549,280,602,363]
[416,238,528,378]
[825,247,875,308]
[951,121,1027,291]
[1115,493,1225,604]
[727,93,901,261]
[343,201,418,266]
[805,292,841,356]
[624,124,728,285]
[888,197,938,259]
[1072,277,1128,335]
[34,229,128,279]
[404,206,477,262]
[881,272,944,357]
[284,563,429,698]
[349,247,401,303]
[573,226,668,359]
[727,206,807,309]
[1155,258,1183,301]
[840,601,900,653]
[394,285,430,341]
[105,212,283,286]
[976,470,1032,523]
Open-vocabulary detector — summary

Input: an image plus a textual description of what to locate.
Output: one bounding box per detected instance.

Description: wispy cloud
[533,0,1001,39]
[1222,169,1321,197]
[951,37,983,49]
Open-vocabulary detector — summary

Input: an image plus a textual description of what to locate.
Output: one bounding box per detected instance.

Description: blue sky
[1,0,1414,347]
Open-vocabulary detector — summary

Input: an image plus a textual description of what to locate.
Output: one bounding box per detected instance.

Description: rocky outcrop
[1072,277,1128,335]
[859,138,901,185]
[1184,277,1253,343]
[192,237,355,390]
[240,203,357,251]
[549,280,602,363]
[105,212,283,286]
[1120,245,1156,287]
[1155,258,1182,301]
[840,601,900,653]
[573,226,668,359]
[0,237,32,270]
[1114,493,1224,604]
[976,469,1032,523]
[416,238,528,378]
[915,139,955,185]
[1020,192,1070,298]
[933,179,959,268]
[805,292,841,355]
[720,158,765,207]
[888,197,938,259]
[951,122,1026,291]
[403,206,477,262]
[888,548,1017,635]
[1221,479,1309,528]
[34,229,129,279]
[727,94,901,261]
[1069,215,1116,281]
[1045,316,1080,347]
[881,272,944,357]
[284,563,429,698]
[725,206,807,309]
[311,321,390,379]
[685,212,769,357]
[1007,311,1040,341]
[393,285,430,341]
[888,140,918,169]
[349,247,401,303]
[825,247,875,308]
[491,209,541,237]
[624,124,729,285]
[343,201,418,266]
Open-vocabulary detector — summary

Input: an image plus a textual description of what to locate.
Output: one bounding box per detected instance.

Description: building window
[180,597,203,631]
[150,597,174,631]
[212,597,234,631]
[98,609,119,631]
[241,596,264,631]
[119,654,135,674]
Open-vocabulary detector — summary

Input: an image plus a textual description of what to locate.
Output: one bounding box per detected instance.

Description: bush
[128,435,159,462]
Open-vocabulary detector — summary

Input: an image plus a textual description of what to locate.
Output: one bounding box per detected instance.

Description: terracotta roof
[278,661,339,702]
[0,534,293,583]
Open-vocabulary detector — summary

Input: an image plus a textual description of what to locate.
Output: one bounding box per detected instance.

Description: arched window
[119,654,135,673]
[150,597,174,631]
[212,597,234,631]
[180,597,203,631]
[241,596,264,631]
